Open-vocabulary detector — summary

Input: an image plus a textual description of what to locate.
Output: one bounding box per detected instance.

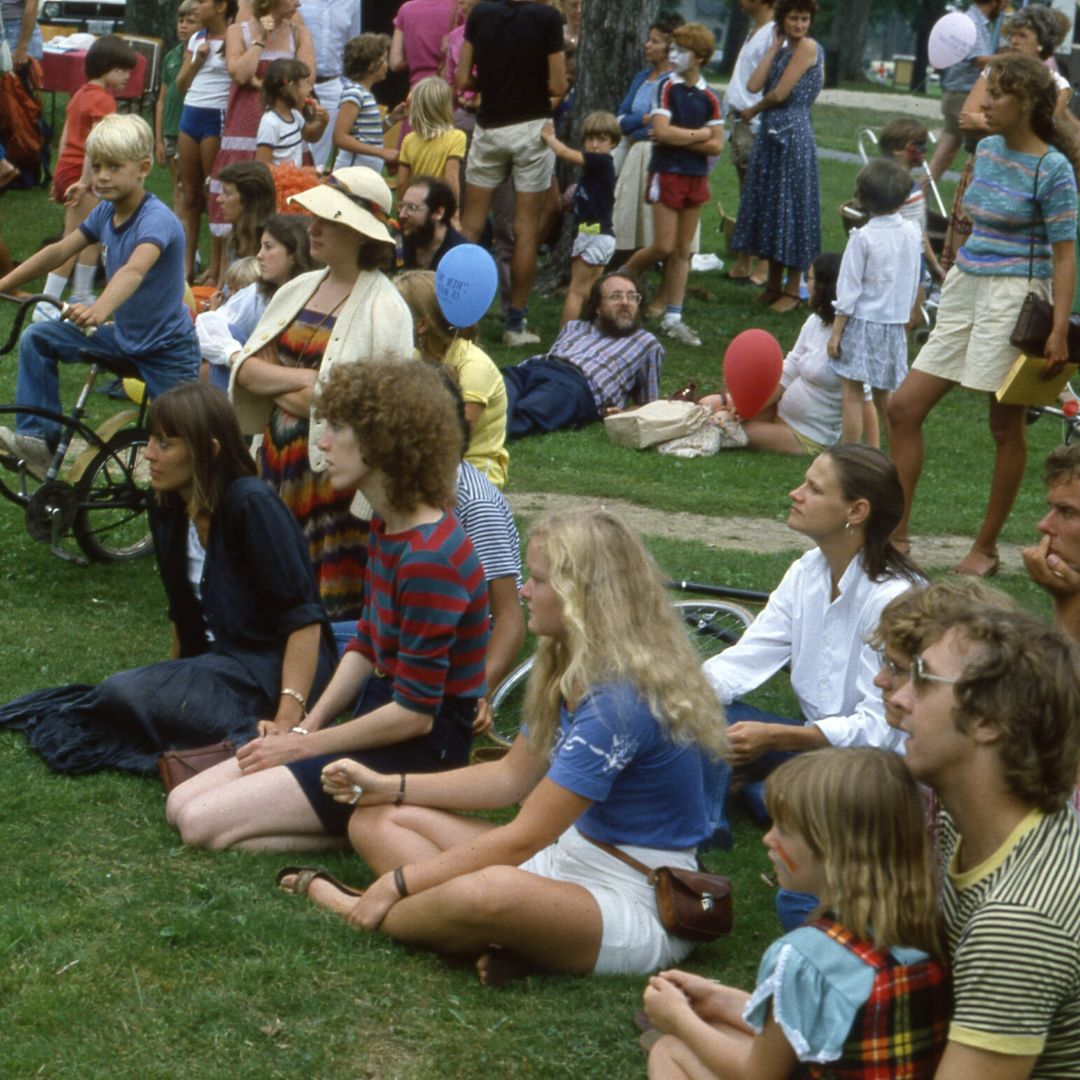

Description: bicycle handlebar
[0,293,65,356]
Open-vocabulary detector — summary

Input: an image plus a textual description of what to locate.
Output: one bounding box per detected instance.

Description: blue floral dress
[731,43,823,271]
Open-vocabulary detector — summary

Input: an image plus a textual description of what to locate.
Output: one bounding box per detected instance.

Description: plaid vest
[797,919,951,1080]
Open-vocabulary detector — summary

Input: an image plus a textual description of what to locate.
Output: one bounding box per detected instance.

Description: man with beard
[399,177,466,271]
[500,272,664,439]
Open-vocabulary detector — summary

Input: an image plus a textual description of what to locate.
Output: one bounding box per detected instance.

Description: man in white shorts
[455,0,566,346]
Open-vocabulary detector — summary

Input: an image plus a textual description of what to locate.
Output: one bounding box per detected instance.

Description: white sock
[43,271,69,299]
[71,262,97,297]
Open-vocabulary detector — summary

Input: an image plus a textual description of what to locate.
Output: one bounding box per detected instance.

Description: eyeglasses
[880,654,911,682]
[603,291,641,304]
[910,654,958,692]
[399,201,427,214]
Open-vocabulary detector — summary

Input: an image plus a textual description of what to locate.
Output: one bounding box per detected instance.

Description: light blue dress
[731,43,823,271]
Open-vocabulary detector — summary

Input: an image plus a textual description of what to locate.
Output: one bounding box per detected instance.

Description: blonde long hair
[408,76,455,141]
[522,509,728,760]
[766,748,944,956]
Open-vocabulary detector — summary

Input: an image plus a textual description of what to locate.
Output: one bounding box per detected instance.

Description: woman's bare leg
[648,1034,722,1080]
[168,758,343,852]
[177,133,205,280]
[625,201,678,277]
[348,802,498,872]
[298,864,603,974]
[886,368,955,546]
[952,398,1026,576]
[743,417,805,454]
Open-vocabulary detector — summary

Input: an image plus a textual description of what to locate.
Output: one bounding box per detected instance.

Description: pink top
[445,23,476,105]
[393,0,455,85]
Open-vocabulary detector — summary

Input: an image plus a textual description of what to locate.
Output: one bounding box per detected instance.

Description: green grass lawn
[0,98,1070,1076]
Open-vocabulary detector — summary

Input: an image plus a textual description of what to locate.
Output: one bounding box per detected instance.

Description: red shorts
[52,164,84,205]
[647,171,710,211]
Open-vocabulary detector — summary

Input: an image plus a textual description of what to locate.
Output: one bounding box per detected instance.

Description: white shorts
[572,230,616,267]
[519,825,698,975]
[913,265,1050,392]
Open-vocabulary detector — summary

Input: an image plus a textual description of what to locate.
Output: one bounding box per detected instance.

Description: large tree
[125,0,179,45]
[537,0,661,290]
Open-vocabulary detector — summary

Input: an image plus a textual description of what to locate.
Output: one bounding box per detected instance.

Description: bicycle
[0,292,154,565]
[483,580,769,749]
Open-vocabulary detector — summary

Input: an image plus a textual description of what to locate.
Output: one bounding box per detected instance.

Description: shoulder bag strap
[580,831,656,880]
[1027,152,1048,286]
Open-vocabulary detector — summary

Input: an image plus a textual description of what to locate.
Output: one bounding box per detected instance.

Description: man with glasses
[398,177,466,272]
[500,271,664,439]
[876,589,1080,1080]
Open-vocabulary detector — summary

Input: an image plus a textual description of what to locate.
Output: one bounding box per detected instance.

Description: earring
[844,520,853,535]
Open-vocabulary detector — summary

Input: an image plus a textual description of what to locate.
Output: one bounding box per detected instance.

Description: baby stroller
[839,128,947,344]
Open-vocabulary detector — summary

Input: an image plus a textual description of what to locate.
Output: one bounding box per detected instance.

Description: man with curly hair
[883,601,1080,1079]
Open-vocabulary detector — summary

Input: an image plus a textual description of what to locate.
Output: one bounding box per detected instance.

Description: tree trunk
[828,0,871,84]
[536,0,661,292]
[719,3,749,79]
[126,0,179,46]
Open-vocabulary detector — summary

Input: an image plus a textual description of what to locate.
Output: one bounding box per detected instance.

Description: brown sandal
[276,865,365,898]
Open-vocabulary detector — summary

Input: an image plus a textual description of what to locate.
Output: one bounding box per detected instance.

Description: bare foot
[950,548,1000,578]
[769,293,803,314]
[476,946,536,987]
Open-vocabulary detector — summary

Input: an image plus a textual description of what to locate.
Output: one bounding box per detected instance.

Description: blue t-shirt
[80,193,193,355]
[649,73,722,178]
[545,681,711,850]
[572,150,615,235]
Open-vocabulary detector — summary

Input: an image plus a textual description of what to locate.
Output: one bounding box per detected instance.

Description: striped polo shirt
[941,806,1080,1075]
[347,513,489,712]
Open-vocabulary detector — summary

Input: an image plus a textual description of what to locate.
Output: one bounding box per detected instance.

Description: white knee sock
[71,262,97,298]
[43,271,69,299]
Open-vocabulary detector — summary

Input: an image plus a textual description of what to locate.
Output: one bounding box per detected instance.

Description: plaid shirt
[799,920,951,1080]
[548,320,664,412]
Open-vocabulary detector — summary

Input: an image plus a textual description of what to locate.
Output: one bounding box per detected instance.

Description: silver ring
[348,783,363,805]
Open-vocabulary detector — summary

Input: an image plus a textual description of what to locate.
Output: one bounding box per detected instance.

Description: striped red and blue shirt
[346,513,489,712]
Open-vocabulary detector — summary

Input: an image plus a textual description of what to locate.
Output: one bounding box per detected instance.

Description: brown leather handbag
[158,741,236,793]
[583,834,733,943]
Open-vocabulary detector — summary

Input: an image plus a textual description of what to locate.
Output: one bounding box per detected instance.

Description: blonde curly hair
[522,508,728,760]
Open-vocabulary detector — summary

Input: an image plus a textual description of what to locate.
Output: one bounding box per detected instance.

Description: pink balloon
[723,329,783,420]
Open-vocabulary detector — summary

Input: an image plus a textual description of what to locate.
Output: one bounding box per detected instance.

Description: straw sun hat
[287,166,394,245]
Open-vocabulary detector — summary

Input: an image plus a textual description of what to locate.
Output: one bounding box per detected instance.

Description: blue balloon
[435,243,498,328]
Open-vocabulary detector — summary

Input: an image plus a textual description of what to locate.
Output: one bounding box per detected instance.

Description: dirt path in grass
[508,491,1027,573]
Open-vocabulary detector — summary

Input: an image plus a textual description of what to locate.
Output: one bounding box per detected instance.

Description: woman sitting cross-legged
[166,360,490,850]
[0,382,338,773]
[278,508,729,984]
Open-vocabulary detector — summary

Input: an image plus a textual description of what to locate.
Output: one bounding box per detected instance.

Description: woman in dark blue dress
[0,383,337,774]
[730,0,823,313]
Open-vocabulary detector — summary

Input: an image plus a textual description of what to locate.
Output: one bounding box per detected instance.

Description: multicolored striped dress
[258,308,367,621]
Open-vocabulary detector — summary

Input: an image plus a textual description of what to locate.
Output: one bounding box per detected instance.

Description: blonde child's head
[223,256,261,293]
[86,113,154,166]
[408,76,454,141]
[765,747,943,956]
[581,110,621,151]
[395,269,462,360]
[177,0,199,34]
[343,33,390,82]
[854,157,912,217]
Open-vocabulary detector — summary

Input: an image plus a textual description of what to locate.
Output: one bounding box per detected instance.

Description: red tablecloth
[41,50,147,98]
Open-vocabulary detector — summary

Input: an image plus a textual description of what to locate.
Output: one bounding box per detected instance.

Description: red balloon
[723,329,783,420]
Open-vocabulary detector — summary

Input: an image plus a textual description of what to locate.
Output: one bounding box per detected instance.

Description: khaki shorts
[912,266,1049,392]
[466,118,554,193]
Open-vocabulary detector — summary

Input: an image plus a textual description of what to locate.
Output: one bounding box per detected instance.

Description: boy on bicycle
[0,114,198,477]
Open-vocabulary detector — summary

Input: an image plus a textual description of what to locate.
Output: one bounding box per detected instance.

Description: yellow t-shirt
[399,128,467,182]
[445,338,509,488]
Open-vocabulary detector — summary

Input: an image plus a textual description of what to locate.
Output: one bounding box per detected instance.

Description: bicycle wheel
[488,655,535,749]
[73,427,153,562]
[487,601,756,748]
[675,600,755,662]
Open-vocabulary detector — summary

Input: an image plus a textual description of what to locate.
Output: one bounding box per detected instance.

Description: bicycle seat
[77,350,142,381]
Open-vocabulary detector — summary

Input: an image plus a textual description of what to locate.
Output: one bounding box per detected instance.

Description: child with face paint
[641,748,950,1079]
[623,22,724,347]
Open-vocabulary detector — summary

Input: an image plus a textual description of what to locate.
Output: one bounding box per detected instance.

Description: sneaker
[502,326,541,347]
[31,299,62,324]
[0,427,53,479]
[661,318,702,347]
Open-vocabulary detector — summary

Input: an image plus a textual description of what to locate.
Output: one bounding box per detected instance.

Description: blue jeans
[3,19,43,61]
[502,358,599,439]
[15,321,199,443]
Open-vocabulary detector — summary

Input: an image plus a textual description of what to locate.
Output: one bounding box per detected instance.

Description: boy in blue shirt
[541,110,620,324]
[624,22,723,347]
[0,114,198,477]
